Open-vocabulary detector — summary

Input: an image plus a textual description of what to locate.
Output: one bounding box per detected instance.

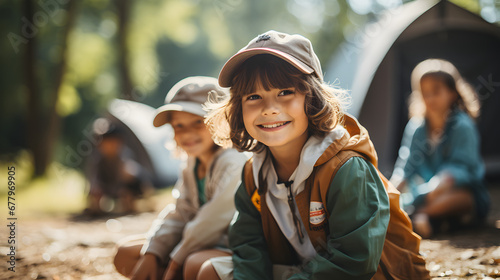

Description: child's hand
[162,260,183,280]
[130,253,159,280]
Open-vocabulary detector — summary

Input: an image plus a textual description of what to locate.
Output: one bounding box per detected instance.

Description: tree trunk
[25,0,78,177]
[24,0,44,176]
[116,0,134,100]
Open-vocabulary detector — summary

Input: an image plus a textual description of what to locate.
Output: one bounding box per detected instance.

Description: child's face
[242,83,309,150]
[170,111,215,158]
[420,76,457,115]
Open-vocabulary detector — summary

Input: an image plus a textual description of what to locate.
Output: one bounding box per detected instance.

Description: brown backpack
[244,150,430,279]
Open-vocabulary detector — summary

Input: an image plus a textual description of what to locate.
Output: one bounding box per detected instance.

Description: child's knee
[184,253,204,280]
[184,251,199,267]
[113,245,128,272]
[197,260,220,280]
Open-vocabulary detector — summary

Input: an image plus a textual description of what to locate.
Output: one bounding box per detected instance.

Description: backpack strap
[243,159,260,211]
[296,150,363,251]
[242,159,300,265]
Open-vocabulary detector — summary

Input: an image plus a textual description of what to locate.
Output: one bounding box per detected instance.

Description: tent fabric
[108,99,180,187]
[325,0,500,178]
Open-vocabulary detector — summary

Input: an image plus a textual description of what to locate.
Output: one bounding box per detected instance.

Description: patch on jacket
[251,189,261,212]
[309,201,326,225]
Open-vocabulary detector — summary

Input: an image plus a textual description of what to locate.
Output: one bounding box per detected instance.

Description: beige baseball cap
[218,30,323,87]
[153,76,227,127]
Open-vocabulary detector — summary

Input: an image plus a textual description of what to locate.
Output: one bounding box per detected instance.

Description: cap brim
[153,102,206,127]
[218,48,314,87]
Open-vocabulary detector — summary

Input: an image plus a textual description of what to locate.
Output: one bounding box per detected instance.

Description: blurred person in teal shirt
[391,59,490,238]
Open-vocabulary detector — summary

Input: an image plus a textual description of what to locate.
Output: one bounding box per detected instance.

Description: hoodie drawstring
[280,180,305,244]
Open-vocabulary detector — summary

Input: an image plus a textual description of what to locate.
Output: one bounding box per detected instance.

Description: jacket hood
[315,114,379,168]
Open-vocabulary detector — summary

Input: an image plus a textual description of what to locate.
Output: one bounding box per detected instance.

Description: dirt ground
[1,188,499,280]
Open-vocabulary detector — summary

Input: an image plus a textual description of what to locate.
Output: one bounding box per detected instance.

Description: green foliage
[2,0,498,176]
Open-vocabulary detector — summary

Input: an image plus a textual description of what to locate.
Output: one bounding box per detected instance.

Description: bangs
[231,54,308,97]
[421,71,457,93]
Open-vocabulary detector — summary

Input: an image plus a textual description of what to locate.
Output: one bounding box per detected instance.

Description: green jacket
[229,115,430,280]
[229,115,392,280]
[230,157,389,280]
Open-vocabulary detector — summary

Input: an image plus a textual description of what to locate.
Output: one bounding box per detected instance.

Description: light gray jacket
[142,148,248,264]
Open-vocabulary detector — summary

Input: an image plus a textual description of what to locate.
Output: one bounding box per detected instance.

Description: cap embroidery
[256,34,271,43]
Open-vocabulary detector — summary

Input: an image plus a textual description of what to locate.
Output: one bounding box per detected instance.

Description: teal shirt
[394,109,489,217]
[229,157,390,280]
[194,160,206,205]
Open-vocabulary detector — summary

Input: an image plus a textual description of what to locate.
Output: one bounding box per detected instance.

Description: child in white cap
[114,76,248,280]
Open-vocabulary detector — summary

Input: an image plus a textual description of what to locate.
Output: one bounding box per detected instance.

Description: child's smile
[258,121,291,130]
[170,111,215,157]
[242,84,309,151]
[180,138,203,148]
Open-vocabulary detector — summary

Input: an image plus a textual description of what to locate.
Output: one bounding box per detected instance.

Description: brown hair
[205,54,347,152]
[409,59,480,119]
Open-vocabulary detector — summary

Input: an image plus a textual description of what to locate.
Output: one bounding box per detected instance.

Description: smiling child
[205,31,430,280]
[113,76,248,280]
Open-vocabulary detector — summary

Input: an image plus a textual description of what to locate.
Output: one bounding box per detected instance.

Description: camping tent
[325,0,500,178]
[106,99,180,187]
